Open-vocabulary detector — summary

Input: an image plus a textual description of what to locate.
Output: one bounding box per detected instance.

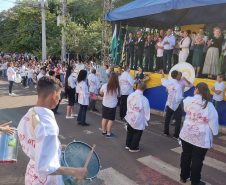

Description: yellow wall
[181,24,205,34]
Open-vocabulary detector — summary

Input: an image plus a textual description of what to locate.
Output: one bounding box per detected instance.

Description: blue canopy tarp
[105,0,226,29]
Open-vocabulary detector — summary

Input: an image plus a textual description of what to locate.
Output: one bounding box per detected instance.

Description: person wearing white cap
[134,31,145,70]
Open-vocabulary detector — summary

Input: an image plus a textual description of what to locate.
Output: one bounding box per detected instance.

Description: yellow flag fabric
[181,24,205,34]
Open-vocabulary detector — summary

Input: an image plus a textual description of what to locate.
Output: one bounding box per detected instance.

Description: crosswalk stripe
[137,155,190,184]
[212,143,226,154]
[137,155,211,185]
[171,147,226,173]
[97,167,138,185]
[218,136,226,141]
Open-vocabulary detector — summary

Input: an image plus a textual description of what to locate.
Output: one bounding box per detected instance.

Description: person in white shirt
[7,62,17,96]
[27,65,37,89]
[88,69,99,112]
[125,82,150,152]
[155,36,164,72]
[178,30,191,63]
[60,64,65,85]
[76,70,90,126]
[119,65,136,120]
[161,70,183,139]
[2,61,8,78]
[105,65,110,77]
[17,76,87,185]
[179,82,218,185]
[100,73,121,138]
[21,62,28,88]
[162,29,176,73]
[37,68,46,80]
[211,74,225,113]
[64,66,78,119]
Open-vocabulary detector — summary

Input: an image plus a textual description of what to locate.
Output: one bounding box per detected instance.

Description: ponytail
[195,82,210,109]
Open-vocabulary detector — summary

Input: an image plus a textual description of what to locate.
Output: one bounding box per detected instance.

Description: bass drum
[15,74,21,83]
[168,62,195,92]
[61,141,100,185]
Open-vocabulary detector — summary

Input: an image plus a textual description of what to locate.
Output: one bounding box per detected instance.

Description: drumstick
[0,121,12,127]
[78,144,96,184]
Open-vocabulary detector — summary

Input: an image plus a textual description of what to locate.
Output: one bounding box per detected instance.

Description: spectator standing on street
[105,65,110,77]
[2,60,7,78]
[100,73,120,138]
[125,82,150,152]
[76,70,90,126]
[211,74,225,113]
[7,62,17,96]
[162,29,176,73]
[21,62,28,88]
[27,65,37,89]
[179,82,218,185]
[119,65,136,120]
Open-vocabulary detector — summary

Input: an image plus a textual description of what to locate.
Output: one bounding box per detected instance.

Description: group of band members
[2,59,221,185]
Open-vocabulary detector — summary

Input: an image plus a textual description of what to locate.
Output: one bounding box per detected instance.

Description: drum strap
[185,99,202,112]
[129,94,143,104]
[29,108,40,139]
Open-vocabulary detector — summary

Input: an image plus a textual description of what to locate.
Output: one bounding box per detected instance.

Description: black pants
[22,76,27,87]
[134,52,143,70]
[56,75,61,81]
[180,139,208,185]
[173,54,178,66]
[200,52,207,78]
[120,95,128,119]
[9,81,14,94]
[126,124,143,150]
[127,51,134,68]
[221,55,226,75]
[164,105,182,138]
[186,50,194,65]
[145,54,154,72]
[117,97,121,105]
[77,104,88,123]
[156,56,163,71]
[51,99,61,113]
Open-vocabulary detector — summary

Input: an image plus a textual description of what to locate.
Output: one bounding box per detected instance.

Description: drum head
[64,141,100,179]
[168,62,195,92]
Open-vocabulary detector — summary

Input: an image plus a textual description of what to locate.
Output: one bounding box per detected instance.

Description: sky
[0,0,16,12]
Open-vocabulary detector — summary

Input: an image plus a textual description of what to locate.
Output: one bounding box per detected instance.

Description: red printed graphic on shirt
[129,103,142,113]
[25,163,48,185]
[24,117,30,121]
[120,79,129,85]
[19,134,25,141]
[180,124,205,145]
[127,111,136,124]
[28,139,36,148]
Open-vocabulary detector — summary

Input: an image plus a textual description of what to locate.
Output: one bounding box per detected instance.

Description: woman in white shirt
[179,82,218,185]
[178,30,191,63]
[155,36,164,72]
[7,62,17,96]
[100,73,121,138]
[64,66,78,119]
[76,70,90,126]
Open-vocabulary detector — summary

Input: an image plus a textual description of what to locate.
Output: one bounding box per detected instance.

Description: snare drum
[61,141,100,185]
[0,128,19,163]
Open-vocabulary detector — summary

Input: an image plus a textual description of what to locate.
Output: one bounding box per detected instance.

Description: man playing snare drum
[17,76,87,185]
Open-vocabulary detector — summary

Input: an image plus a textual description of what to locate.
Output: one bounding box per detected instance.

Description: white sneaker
[71,114,78,117]
[25,86,29,89]
[35,85,37,88]
[66,116,75,119]
[9,93,16,96]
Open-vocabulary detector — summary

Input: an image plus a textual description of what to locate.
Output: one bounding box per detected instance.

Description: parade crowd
[0,27,225,185]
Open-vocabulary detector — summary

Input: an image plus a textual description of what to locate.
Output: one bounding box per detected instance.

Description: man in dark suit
[134,31,145,70]
[126,32,135,69]
[144,34,156,72]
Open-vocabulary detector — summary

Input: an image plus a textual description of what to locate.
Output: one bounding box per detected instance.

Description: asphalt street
[0,77,226,185]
